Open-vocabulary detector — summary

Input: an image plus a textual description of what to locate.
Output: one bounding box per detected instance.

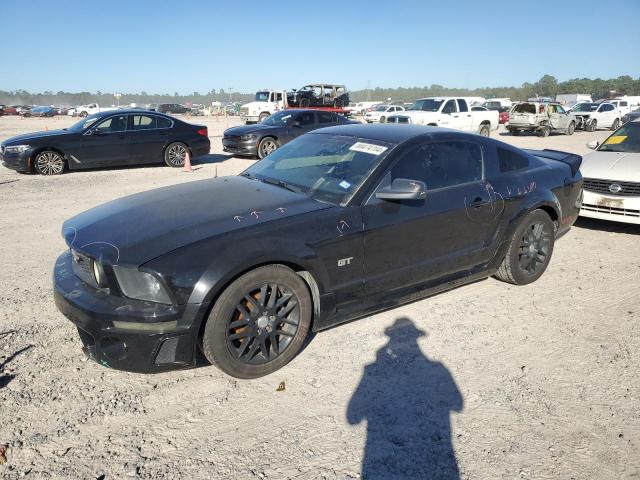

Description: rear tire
[201,265,312,378]
[538,125,550,137]
[610,118,620,131]
[494,209,555,285]
[479,124,490,137]
[79,111,88,117]
[164,142,189,167]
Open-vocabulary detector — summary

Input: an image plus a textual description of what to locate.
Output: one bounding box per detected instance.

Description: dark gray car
[222,109,355,158]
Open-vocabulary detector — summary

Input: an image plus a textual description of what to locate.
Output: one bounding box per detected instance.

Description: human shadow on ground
[0,338,33,390]
[347,317,463,479]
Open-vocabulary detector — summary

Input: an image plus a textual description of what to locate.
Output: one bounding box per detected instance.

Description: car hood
[224,124,280,136]
[3,129,69,145]
[62,176,331,267]
[580,151,640,182]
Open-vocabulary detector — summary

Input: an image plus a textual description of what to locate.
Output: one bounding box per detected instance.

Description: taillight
[197,128,208,137]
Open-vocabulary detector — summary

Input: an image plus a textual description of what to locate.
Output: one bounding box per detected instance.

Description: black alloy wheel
[495,209,555,285]
[202,265,312,378]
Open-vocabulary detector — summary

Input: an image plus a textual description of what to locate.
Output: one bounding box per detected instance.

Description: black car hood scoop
[63,176,331,266]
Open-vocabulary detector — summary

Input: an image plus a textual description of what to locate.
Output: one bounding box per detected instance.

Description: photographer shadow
[347,317,463,479]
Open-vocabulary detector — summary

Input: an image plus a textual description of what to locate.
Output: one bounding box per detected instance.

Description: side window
[157,116,172,128]
[297,112,315,126]
[620,101,628,107]
[275,93,283,102]
[442,100,457,114]
[318,112,335,124]
[601,104,614,112]
[457,99,469,112]
[388,141,483,190]
[95,115,127,133]
[497,147,529,172]
[131,115,157,130]
[555,105,566,114]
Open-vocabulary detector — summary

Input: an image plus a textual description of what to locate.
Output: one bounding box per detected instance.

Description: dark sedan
[54,124,583,378]
[0,109,210,175]
[222,109,355,158]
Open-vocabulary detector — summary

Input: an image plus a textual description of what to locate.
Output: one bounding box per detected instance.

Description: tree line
[1,75,639,107]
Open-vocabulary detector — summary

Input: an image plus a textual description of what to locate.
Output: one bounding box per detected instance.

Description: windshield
[483,101,501,110]
[255,91,270,102]
[573,103,598,112]
[244,134,394,205]
[408,99,443,112]
[375,105,387,112]
[598,122,640,153]
[67,114,101,132]
[261,110,294,126]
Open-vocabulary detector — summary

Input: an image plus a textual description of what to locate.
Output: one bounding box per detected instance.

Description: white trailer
[556,94,593,108]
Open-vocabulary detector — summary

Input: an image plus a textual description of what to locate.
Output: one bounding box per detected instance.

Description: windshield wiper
[259,176,304,194]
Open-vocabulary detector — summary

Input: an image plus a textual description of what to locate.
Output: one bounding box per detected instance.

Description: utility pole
[366,80,371,101]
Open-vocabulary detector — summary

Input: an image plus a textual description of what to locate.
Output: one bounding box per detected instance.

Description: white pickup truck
[239,90,287,123]
[72,103,118,117]
[386,97,499,136]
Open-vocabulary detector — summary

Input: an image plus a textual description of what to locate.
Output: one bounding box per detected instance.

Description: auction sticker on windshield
[604,135,627,145]
[349,142,388,155]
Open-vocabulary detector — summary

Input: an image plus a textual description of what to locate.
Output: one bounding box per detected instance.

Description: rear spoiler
[524,149,582,177]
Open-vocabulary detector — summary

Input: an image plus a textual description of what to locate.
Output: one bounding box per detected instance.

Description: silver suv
[508,102,575,137]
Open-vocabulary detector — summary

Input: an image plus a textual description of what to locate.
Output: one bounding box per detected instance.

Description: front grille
[387,116,410,124]
[581,203,640,217]
[224,135,241,141]
[583,178,640,197]
[240,108,249,115]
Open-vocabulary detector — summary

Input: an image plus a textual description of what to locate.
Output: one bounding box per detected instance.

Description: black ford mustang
[0,109,210,175]
[53,124,583,378]
[222,109,355,159]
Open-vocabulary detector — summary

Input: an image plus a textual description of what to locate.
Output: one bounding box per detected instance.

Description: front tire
[164,142,189,167]
[586,119,597,132]
[538,124,550,137]
[610,118,620,131]
[494,209,555,285]
[258,137,278,159]
[79,111,88,117]
[201,265,312,378]
[566,121,575,135]
[258,112,270,123]
[34,150,65,175]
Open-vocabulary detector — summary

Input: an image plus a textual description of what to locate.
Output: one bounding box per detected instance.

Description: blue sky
[1,0,639,94]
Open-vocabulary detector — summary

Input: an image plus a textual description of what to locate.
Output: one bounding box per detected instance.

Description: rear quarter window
[498,148,529,172]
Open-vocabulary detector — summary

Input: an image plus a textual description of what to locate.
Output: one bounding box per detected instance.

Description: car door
[548,104,569,130]
[598,104,615,127]
[128,114,168,163]
[439,99,459,128]
[455,99,473,131]
[361,139,499,297]
[79,114,130,167]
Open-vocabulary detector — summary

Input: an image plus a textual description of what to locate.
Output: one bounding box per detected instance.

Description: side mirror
[587,140,599,150]
[376,178,427,201]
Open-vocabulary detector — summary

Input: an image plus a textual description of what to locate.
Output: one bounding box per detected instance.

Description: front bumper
[240,115,260,123]
[222,137,258,156]
[0,148,33,172]
[53,250,204,373]
[580,190,640,224]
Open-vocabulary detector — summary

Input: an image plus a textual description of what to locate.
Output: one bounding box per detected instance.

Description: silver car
[507,102,575,137]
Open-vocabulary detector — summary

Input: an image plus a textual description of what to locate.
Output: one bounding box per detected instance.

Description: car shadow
[575,217,640,235]
[347,317,463,479]
[0,337,33,390]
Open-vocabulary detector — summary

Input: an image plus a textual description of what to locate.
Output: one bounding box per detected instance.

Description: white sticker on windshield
[349,142,388,155]
[339,180,351,190]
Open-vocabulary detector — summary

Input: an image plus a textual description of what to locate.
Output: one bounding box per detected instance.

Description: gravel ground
[0,115,638,479]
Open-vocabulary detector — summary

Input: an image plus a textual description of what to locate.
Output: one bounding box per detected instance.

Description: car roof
[308,124,455,144]
[94,109,173,117]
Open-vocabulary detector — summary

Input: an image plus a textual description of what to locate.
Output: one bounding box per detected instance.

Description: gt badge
[338,257,354,267]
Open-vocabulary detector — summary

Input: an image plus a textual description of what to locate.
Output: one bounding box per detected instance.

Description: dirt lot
[0,115,638,479]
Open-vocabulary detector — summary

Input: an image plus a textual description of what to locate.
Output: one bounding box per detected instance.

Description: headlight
[4,144,31,153]
[92,260,106,287]
[113,267,172,304]
[240,134,256,141]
